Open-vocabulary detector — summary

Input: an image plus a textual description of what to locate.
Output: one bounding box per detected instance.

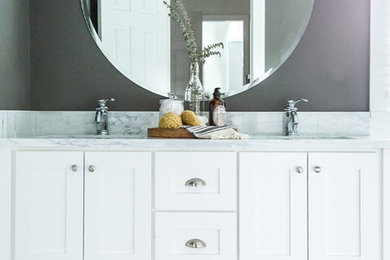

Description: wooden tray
[147,128,196,138]
[148,127,238,139]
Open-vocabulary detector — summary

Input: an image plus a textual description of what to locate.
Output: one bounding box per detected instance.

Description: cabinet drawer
[155,152,237,211]
[155,212,237,260]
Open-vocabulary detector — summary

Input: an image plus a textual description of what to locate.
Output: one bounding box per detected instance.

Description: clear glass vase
[185,62,204,116]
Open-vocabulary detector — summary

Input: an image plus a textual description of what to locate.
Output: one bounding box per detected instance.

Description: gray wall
[0,0,30,110]
[236,0,369,111]
[26,0,369,111]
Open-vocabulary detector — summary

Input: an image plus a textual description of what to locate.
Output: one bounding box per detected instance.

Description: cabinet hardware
[88,165,96,172]
[185,178,206,187]
[185,239,207,248]
[296,167,304,174]
[71,165,78,172]
[314,166,322,173]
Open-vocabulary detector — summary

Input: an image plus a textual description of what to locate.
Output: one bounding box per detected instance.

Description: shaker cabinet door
[84,152,152,260]
[309,153,381,260]
[240,152,308,260]
[14,151,84,260]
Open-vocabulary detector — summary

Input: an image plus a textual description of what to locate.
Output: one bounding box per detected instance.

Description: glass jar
[159,93,184,119]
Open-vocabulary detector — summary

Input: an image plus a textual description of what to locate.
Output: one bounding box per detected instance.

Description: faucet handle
[96,98,115,110]
[285,98,308,110]
[98,98,115,105]
[167,93,177,99]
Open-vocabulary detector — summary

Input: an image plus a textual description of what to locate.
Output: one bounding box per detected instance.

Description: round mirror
[81,0,313,99]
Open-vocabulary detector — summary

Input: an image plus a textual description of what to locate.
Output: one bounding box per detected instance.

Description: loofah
[181,110,201,126]
[159,112,182,129]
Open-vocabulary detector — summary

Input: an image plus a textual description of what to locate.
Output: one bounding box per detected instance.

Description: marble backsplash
[0,111,370,138]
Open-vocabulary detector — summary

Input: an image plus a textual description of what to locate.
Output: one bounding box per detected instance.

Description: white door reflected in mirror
[100,0,171,95]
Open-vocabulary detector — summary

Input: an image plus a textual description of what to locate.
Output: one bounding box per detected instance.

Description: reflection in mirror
[81,0,313,99]
[203,20,245,94]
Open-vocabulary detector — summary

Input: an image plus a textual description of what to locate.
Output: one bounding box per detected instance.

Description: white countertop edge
[1,137,390,150]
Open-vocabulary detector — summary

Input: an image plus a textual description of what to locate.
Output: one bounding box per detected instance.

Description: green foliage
[163,0,224,65]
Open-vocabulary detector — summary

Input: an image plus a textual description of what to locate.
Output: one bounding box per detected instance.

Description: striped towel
[184,125,249,140]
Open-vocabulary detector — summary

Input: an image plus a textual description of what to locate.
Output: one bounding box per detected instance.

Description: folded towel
[184,125,249,140]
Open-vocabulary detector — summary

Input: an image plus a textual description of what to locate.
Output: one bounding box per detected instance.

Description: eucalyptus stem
[163,0,224,64]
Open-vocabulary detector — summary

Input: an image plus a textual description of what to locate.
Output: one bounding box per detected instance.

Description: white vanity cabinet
[240,152,381,260]
[4,147,384,260]
[13,151,152,260]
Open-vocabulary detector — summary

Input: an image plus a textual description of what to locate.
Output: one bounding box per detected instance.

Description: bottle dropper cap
[213,88,221,98]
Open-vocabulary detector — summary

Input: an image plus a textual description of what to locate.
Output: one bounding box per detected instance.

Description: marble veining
[0,111,35,138]
[227,112,370,136]
[0,111,370,138]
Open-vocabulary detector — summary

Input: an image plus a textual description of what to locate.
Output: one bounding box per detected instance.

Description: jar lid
[160,99,183,104]
[160,92,183,104]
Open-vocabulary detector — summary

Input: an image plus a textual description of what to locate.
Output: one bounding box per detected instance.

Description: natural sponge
[159,112,182,129]
[181,110,201,126]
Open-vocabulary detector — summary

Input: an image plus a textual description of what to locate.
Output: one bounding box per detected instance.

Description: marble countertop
[1,111,389,150]
[1,135,389,150]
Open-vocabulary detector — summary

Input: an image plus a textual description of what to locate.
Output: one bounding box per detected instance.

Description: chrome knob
[314,166,322,173]
[88,165,96,172]
[71,165,78,172]
[185,239,207,249]
[296,167,304,174]
[185,178,206,187]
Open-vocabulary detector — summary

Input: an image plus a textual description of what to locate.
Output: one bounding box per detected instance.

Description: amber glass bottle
[209,88,226,126]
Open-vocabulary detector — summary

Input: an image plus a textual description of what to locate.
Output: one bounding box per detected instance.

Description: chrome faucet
[95,98,115,135]
[282,98,308,136]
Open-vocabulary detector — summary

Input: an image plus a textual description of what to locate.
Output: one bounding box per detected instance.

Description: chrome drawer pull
[185,178,206,187]
[185,239,207,249]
